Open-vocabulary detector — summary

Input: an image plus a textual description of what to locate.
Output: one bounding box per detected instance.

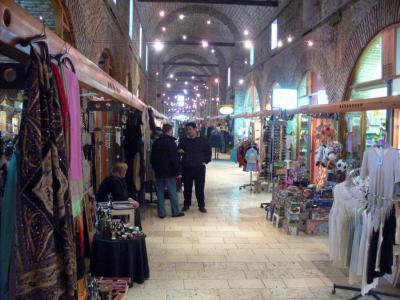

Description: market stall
[0,2,168,298]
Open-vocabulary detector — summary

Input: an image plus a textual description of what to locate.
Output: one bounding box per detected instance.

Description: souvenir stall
[0,2,169,298]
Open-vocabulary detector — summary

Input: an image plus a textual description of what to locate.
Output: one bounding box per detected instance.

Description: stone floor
[128,159,400,300]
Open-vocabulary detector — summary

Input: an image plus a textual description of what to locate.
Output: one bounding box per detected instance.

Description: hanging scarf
[61,66,84,216]
[0,153,18,300]
[15,43,77,299]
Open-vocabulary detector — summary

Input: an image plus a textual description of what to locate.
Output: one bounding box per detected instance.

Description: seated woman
[96,161,141,227]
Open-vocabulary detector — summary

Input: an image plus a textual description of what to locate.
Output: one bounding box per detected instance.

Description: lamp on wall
[219,104,234,115]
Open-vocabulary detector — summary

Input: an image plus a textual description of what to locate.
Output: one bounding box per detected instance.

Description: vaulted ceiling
[136,0,289,113]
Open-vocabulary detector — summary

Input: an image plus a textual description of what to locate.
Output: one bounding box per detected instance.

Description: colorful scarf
[16,43,77,299]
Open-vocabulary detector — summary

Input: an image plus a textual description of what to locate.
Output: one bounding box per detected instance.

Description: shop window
[129,0,134,40]
[139,24,143,59]
[227,67,231,87]
[271,19,278,50]
[352,35,382,85]
[98,50,112,76]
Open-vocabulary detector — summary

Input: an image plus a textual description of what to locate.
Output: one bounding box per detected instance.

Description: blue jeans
[155,177,180,217]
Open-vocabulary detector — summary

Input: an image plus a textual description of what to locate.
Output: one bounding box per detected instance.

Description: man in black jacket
[178,122,212,213]
[151,124,184,218]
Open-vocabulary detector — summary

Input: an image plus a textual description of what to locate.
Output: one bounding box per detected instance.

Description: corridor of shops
[2,0,400,300]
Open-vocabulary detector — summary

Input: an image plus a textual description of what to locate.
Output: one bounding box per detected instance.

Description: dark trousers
[183,165,206,208]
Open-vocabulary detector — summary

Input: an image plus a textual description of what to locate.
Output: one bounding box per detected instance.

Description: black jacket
[151,135,181,178]
[97,175,129,202]
[178,137,212,168]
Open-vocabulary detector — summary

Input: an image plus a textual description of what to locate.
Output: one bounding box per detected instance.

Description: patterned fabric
[16,44,77,299]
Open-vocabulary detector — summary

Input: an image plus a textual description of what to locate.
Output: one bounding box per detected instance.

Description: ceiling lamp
[211,48,215,53]
[244,59,248,64]
[162,93,166,96]
[179,14,185,20]
[244,29,249,36]
[166,83,171,88]
[185,81,188,85]
[159,10,165,17]
[156,72,159,76]
[244,40,253,49]
[153,40,164,51]
[182,35,187,40]
[287,35,293,43]
[219,104,234,115]
[161,26,166,32]
[307,40,314,47]
[214,78,219,84]
[201,40,209,48]
[191,76,195,79]
[206,20,211,25]
[277,40,283,48]
[169,74,174,79]
[238,79,244,85]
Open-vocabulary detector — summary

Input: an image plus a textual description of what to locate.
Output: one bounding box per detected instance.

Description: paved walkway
[129,159,399,299]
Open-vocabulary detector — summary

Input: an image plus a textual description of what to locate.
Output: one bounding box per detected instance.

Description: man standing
[151,124,184,218]
[178,122,212,213]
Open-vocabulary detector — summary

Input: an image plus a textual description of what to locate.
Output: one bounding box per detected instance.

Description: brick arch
[163,54,215,75]
[151,5,240,40]
[338,0,400,102]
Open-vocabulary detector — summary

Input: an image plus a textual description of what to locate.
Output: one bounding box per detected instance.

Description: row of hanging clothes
[0,38,81,299]
[329,144,400,295]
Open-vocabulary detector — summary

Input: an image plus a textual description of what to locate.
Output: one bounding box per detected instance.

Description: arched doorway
[343,24,400,165]
[296,71,331,181]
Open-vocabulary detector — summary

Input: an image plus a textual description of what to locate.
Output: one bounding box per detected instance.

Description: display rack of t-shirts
[329,146,400,299]
[263,118,287,181]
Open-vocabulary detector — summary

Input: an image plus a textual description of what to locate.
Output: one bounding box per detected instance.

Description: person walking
[151,124,184,218]
[178,122,212,213]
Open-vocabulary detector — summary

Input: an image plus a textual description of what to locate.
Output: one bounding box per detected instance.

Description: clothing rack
[331,169,400,299]
[332,283,400,299]
[239,170,255,191]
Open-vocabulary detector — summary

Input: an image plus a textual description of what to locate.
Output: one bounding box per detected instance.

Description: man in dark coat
[178,122,212,213]
[151,124,184,218]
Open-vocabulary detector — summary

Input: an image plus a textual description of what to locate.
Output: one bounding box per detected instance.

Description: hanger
[54,42,76,73]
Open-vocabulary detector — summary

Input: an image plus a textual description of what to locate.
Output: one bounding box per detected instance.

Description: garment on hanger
[245,146,258,172]
[15,44,77,299]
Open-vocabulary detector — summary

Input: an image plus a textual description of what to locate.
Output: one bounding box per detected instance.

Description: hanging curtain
[15,43,77,299]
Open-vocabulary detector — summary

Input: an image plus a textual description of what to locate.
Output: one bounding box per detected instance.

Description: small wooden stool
[272,213,282,228]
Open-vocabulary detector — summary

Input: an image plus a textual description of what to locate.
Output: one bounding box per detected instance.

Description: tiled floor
[128,159,400,299]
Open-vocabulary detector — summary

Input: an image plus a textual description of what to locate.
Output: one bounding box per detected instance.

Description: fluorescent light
[201,40,209,48]
[153,40,164,51]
